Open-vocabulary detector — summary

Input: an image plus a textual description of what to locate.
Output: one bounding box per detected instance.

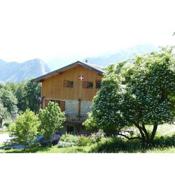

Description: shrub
[60,134,92,147]
[38,102,66,140]
[60,134,79,144]
[9,110,40,146]
[77,136,92,146]
[90,129,105,143]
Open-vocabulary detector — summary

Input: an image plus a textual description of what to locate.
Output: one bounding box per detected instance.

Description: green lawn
[1,124,175,153]
[2,140,175,153]
[0,129,8,134]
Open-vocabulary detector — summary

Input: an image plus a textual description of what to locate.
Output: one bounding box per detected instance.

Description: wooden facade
[41,65,102,102]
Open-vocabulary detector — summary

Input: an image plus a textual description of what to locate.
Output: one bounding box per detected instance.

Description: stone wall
[80,101,92,117]
[65,100,79,117]
[64,100,92,118]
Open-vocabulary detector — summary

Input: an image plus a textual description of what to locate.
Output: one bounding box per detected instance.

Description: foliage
[14,82,28,113]
[90,129,105,143]
[83,113,98,132]
[77,136,92,146]
[89,63,128,135]
[2,80,41,113]
[0,102,10,128]
[3,124,175,153]
[9,110,40,146]
[60,132,105,147]
[38,102,66,140]
[121,48,175,144]
[60,134,79,144]
[23,81,41,113]
[89,48,175,144]
[0,88,18,117]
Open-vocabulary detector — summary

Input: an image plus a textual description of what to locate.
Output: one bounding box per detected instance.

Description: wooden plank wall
[41,65,102,101]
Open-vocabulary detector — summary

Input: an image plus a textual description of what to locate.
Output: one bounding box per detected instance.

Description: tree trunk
[134,124,146,144]
[135,123,158,146]
[141,124,150,143]
[150,124,158,143]
[0,118,2,128]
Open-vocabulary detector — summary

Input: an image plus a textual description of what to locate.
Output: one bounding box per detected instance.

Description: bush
[60,134,92,147]
[38,102,66,140]
[90,129,105,143]
[60,134,79,144]
[9,110,40,146]
[77,136,92,146]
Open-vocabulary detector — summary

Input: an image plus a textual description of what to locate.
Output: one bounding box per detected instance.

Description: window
[64,80,74,88]
[96,80,101,89]
[82,81,93,89]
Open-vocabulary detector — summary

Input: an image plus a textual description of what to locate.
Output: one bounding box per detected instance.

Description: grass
[1,124,175,153]
[0,145,94,153]
[1,135,175,153]
[0,129,8,134]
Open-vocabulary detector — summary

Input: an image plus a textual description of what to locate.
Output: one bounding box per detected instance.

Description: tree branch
[117,133,140,140]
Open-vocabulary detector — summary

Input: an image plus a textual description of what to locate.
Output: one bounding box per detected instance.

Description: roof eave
[32,61,104,82]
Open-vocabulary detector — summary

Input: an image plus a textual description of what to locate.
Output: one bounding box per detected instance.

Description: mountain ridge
[85,44,158,67]
[0,59,50,82]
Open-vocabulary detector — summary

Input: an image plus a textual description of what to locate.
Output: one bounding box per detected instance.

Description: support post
[78,98,81,117]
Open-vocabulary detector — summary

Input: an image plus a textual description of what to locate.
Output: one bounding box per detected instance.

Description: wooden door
[59,101,65,112]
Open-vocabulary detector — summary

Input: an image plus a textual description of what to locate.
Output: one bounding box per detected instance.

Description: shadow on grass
[90,135,175,153]
[4,146,51,153]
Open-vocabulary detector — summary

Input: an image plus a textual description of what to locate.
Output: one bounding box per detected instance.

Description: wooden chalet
[34,61,104,133]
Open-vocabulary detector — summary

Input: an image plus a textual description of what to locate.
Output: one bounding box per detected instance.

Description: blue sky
[0,0,174,65]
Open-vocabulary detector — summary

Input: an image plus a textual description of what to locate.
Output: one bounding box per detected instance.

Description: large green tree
[88,48,175,145]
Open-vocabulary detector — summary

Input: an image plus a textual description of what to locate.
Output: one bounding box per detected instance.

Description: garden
[1,48,175,153]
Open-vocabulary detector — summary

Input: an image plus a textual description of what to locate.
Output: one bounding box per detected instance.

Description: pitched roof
[33,61,104,82]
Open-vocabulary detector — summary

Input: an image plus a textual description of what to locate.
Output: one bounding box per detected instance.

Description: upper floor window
[64,80,74,88]
[96,80,101,89]
[82,81,93,89]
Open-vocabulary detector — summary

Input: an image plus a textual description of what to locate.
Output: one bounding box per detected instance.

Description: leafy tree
[24,81,41,113]
[38,102,66,140]
[0,80,41,115]
[9,110,40,146]
[0,102,10,128]
[89,48,175,145]
[12,81,41,113]
[0,88,18,117]
[121,48,175,144]
[88,62,128,135]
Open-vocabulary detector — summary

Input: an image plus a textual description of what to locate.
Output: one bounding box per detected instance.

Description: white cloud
[0,0,174,62]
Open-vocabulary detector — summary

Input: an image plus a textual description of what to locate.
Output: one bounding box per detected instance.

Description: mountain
[0,44,157,82]
[46,44,159,70]
[85,44,159,67]
[0,58,50,82]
